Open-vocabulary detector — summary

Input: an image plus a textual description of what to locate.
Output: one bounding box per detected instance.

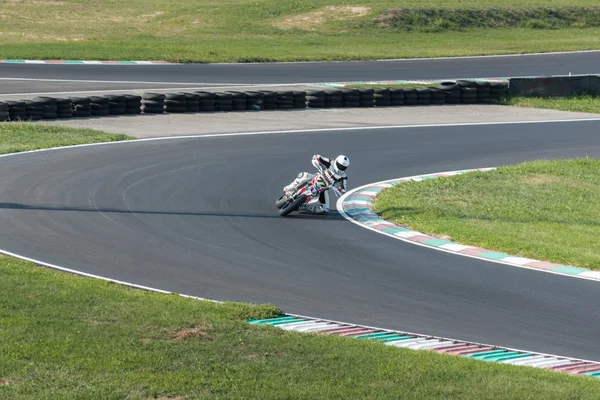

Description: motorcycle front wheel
[275,194,288,209]
[279,194,307,217]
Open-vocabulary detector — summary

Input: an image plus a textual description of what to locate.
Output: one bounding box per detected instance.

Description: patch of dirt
[87,319,116,326]
[0,377,18,386]
[139,11,165,21]
[523,174,563,185]
[6,0,66,5]
[242,351,285,360]
[167,324,208,341]
[274,6,370,31]
[21,33,85,41]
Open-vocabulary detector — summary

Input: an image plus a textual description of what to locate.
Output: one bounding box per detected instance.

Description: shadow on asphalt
[0,202,346,221]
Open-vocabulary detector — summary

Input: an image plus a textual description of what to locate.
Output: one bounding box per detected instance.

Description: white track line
[0,82,325,97]
[0,119,599,159]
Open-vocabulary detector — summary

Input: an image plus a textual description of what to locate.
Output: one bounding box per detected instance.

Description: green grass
[3,255,600,399]
[498,93,600,114]
[0,123,134,154]
[374,159,600,270]
[1,0,600,62]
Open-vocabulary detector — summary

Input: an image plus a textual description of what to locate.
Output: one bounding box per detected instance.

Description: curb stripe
[248,314,600,379]
[336,168,600,283]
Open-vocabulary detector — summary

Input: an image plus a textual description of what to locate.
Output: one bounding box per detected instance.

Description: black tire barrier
[142,93,166,101]
[33,97,59,119]
[457,80,477,88]
[428,87,446,105]
[245,91,264,111]
[125,108,142,115]
[214,92,233,111]
[305,90,325,108]
[141,106,164,114]
[293,91,306,108]
[24,100,44,121]
[324,90,343,108]
[183,93,200,112]
[164,93,187,113]
[195,91,217,111]
[2,81,511,123]
[437,81,459,91]
[358,88,374,107]
[403,89,418,105]
[374,88,391,107]
[7,101,27,121]
[228,91,247,111]
[261,91,278,110]
[0,102,9,121]
[165,99,187,112]
[141,93,165,114]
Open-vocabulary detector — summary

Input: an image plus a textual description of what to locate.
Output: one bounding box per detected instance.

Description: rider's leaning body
[283,154,350,214]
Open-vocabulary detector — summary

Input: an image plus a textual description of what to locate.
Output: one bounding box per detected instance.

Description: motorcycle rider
[283,154,350,214]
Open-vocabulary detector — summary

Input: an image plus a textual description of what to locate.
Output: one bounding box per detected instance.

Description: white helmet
[333,155,350,174]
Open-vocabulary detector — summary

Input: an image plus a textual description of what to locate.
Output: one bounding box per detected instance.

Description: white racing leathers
[283,155,348,214]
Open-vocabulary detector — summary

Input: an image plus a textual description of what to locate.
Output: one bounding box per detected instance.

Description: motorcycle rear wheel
[279,194,307,216]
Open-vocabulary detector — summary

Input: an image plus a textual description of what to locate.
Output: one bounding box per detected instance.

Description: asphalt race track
[1,121,600,361]
[2,51,600,94]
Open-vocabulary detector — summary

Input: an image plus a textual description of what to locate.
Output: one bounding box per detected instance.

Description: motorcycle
[275,165,342,217]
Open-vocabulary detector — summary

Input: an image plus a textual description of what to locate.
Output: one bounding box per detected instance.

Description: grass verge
[3,255,600,399]
[1,1,600,62]
[374,158,600,270]
[497,93,600,114]
[0,123,134,154]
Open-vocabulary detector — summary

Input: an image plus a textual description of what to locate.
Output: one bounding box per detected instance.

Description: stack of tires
[390,88,405,106]
[7,101,27,121]
[262,91,278,110]
[341,88,360,107]
[245,91,264,110]
[33,97,59,119]
[403,89,418,105]
[71,97,92,117]
[227,91,247,111]
[429,87,446,105]
[374,88,391,107]
[359,89,375,107]
[490,82,508,98]
[437,81,461,104]
[214,92,233,111]
[104,95,126,115]
[90,96,110,116]
[457,80,478,104]
[276,91,294,110]
[56,98,72,118]
[124,95,142,114]
[475,82,492,103]
[293,91,306,108]
[141,93,166,114]
[24,100,44,121]
[196,92,216,111]
[324,90,343,108]
[184,93,200,113]
[164,93,187,113]
[0,102,8,121]
[416,88,431,105]
[306,90,325,108]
